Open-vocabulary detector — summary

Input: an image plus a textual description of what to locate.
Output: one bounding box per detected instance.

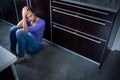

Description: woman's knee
[16,29,25,38]
[9,26,18,33]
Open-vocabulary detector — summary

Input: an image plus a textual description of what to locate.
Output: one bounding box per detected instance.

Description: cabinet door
[1,0,18,25]
[0,8,3,19]
[74,33,106,62]
[52,24,106,63]
[52,0,115,22]
[0,66,15,80]
[30,0,51,40]
[52,25,71,49]
[52,8,112,40]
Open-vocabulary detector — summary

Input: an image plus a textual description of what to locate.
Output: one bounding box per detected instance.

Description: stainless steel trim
[52,1,109,15]
[14,0,19,22]
[52,22,106,42]
[53,9,106,25]
[53,25,102,44]
[27,0,29,6]
[50,0,53,41]
[29,0,32,7]
[52,6,112,23]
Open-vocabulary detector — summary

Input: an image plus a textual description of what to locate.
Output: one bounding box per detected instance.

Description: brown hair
[27,7,34,13]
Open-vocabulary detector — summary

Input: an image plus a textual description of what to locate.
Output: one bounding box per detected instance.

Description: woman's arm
[22,6,29,32]
[22,17,28,32]
[17,20,23,28]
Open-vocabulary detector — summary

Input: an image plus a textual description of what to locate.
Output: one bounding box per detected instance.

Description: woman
[9,6,45,64]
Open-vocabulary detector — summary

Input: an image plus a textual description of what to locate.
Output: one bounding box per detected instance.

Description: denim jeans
[9,26,42,58]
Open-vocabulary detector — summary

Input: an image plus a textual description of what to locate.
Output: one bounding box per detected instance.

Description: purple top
[27,18,45,45]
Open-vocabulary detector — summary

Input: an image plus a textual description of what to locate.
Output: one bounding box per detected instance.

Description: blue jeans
[9,26,42,58]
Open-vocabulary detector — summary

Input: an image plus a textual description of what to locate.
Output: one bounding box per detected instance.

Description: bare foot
[14,57,25,64]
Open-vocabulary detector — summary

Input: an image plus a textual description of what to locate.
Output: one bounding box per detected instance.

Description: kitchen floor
[0,20,120,80]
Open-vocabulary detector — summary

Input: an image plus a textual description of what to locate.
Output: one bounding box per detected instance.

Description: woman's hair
[27,7,34,13]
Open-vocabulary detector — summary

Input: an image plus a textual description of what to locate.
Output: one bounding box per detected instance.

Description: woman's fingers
[22,6,29,18]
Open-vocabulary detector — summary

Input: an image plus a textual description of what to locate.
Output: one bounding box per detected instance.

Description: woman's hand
[21,6,29,32]
[22,6,29,19]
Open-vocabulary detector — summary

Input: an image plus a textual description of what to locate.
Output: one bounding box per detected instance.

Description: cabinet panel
[52,25,106,62]
[52,26,75,51]
[1,0,18,25]
[73,33,106,62]
[0,7,3,19]
[0,66,15,80]
[0,11,3,19]
[52,10,111,40]
[52,0,115,22]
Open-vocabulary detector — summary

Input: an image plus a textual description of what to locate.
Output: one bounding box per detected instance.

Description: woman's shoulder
[37,18,45,23]
[38,18,45,21]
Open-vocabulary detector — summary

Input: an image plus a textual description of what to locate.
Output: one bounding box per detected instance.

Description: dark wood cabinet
[0,66,15,80]
[51,0,118,64]
[52,26,71,49]
[52,1,115,22]
[52,23,106,62]
[0,0,28,25]
[0,0,18,25]
[52,10,112,40]
[0,7,3,19]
